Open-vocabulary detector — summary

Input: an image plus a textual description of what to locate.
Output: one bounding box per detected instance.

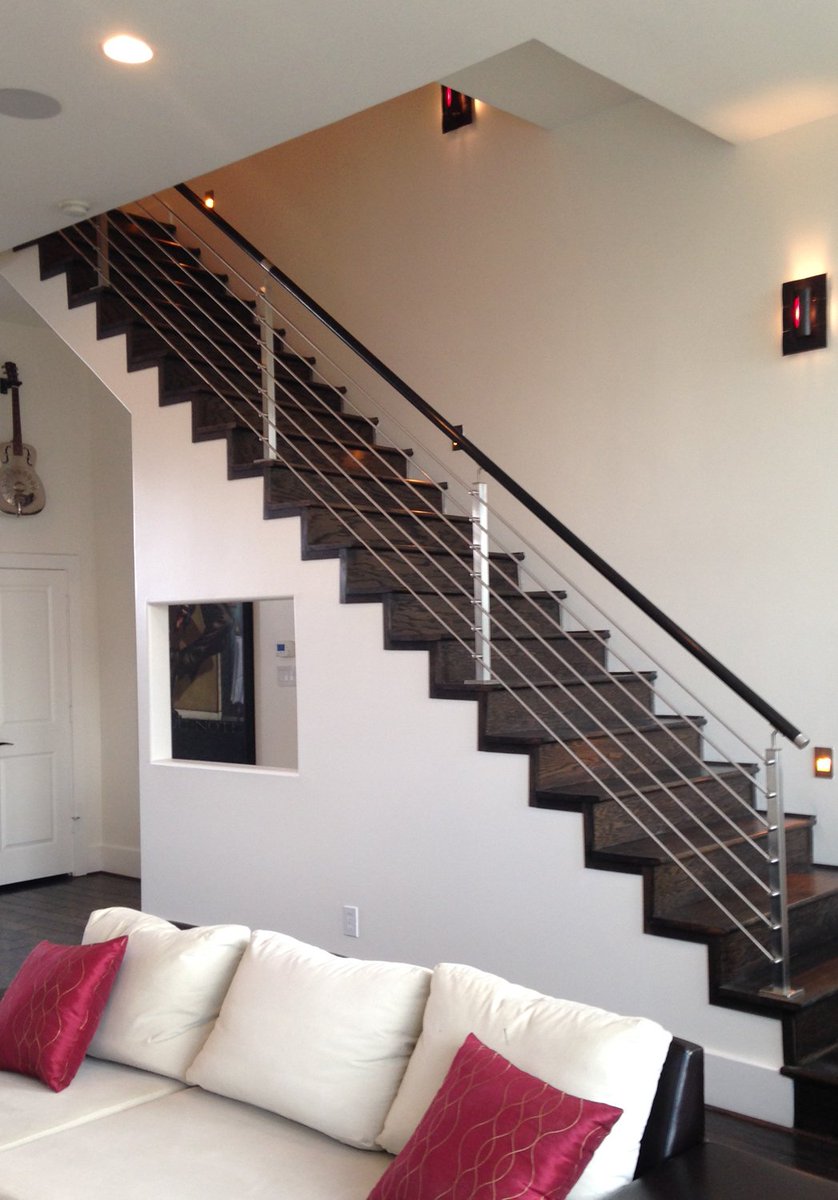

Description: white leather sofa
[0,908,703,1200]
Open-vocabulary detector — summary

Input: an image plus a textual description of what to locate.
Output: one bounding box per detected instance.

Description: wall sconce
[203,190,215,210]
[814,747,834,778]
[782,274,827,354]
[441,86,473,134]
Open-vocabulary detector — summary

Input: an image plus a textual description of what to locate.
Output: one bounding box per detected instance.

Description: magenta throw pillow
[369,1033,622,1200]
[0,936,128,1091]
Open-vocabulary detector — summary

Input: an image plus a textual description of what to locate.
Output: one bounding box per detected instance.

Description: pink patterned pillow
[0,936,128,1091]
[369,1034,622,1200]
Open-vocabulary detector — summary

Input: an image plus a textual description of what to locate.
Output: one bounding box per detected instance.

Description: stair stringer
[0,242,794,1126]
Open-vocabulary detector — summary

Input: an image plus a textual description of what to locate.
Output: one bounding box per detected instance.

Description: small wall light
[203,190,215,210]
[782,274,827,354]
[814,747,834,778]
[441,86,473,134]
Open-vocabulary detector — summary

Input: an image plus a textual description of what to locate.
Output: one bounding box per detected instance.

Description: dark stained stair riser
[649,820,813,917]
[588,772,762,853]
[193,404,380,461]
[342,546,522,600]
[431,631,610,688]
[96,289,260,347]
[783,989,838,1065]
[479,673,657,739]
[532,720,708,799]
[32,211,838,1136]
[383,589,566,646]
[266,463,447,516]
[298,505,474,554]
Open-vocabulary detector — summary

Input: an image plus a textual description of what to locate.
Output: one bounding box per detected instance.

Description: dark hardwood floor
[0,871,140,989]
[1,872,837,1180]
[707,1107,838,1181]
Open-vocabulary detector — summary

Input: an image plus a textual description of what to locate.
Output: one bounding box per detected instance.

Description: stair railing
[55,192,809,996]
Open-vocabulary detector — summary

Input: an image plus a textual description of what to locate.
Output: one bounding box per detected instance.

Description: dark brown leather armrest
[635,1036,705,1177]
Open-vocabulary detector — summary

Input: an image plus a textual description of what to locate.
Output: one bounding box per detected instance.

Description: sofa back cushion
[82,907,250,1081]
[378,962,672,1200]
[186,929,432,1149]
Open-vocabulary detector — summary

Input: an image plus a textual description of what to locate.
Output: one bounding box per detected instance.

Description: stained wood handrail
[175,182,808,749]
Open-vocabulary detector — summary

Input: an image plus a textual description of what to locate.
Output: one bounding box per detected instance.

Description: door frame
[0,551,84,876]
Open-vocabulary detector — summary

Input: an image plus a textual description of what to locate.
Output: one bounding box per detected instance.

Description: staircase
[27,202,838,1134]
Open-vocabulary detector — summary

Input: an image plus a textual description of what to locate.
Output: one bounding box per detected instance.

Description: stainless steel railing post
[469,479,492,683]
[95,214,110,288]
[258,287,278,461]
[760,736,803,998]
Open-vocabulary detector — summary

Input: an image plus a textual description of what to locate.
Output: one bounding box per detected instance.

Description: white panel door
[0,568,74,883]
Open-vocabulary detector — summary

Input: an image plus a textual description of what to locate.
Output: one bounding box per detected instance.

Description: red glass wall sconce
[441,86,473,134]
[782,274,827,354]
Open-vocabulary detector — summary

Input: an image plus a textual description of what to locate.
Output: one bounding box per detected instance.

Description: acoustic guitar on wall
[0,360,45,516]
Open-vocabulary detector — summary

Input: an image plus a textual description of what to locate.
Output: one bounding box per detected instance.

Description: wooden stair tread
[484,714,705,751]
[539,762,757,806]
[783,1042,838,1081]
[492,670,655,696]
[274,496,453,519]
[269,431,409,460]
[264,459,444,488]
[596,813,812,866]
[270,498,442,523]
[659,867,838,938]
[436,667,639,699]
[435,630,608,649]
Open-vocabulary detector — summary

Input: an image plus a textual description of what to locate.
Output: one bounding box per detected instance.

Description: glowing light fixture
[814,747,834,778]
[203,190,215,210]
[782,274,827,354]
[441,86,473,134]
[102,34,154,64]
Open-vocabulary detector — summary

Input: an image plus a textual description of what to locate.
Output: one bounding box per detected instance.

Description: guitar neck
[10,386,22,457]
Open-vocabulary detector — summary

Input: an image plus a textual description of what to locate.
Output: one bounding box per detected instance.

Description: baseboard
[705,1051,794,1127]
[96,843,142,878]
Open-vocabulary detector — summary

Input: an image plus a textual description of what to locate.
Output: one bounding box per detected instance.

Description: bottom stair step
[782,1045,838,1137]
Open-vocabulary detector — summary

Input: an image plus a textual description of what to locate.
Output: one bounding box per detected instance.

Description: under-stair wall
[1,240,793,1127]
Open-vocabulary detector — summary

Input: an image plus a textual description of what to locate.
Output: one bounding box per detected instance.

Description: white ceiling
[2,0,838,256]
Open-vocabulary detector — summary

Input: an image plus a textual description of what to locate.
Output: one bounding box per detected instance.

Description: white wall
[194,86,838,861]
[254,597,298,770]
[91,386,141,873]
[0,306,139,875]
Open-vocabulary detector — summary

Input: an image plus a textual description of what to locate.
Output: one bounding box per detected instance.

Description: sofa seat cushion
[0,1058,185,1152]
[379,963,672,1200]
[0,1085,392,1199]
[187,929,431,1150]
[82,906,250,1080]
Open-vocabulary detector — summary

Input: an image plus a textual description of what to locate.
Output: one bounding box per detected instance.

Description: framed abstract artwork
[168,601,256,764]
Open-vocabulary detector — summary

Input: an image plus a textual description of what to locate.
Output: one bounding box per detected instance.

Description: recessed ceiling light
[102,35,154,64]
[58,199,92,219]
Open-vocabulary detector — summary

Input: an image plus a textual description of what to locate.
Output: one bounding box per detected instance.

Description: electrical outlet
[342,904,360,938]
